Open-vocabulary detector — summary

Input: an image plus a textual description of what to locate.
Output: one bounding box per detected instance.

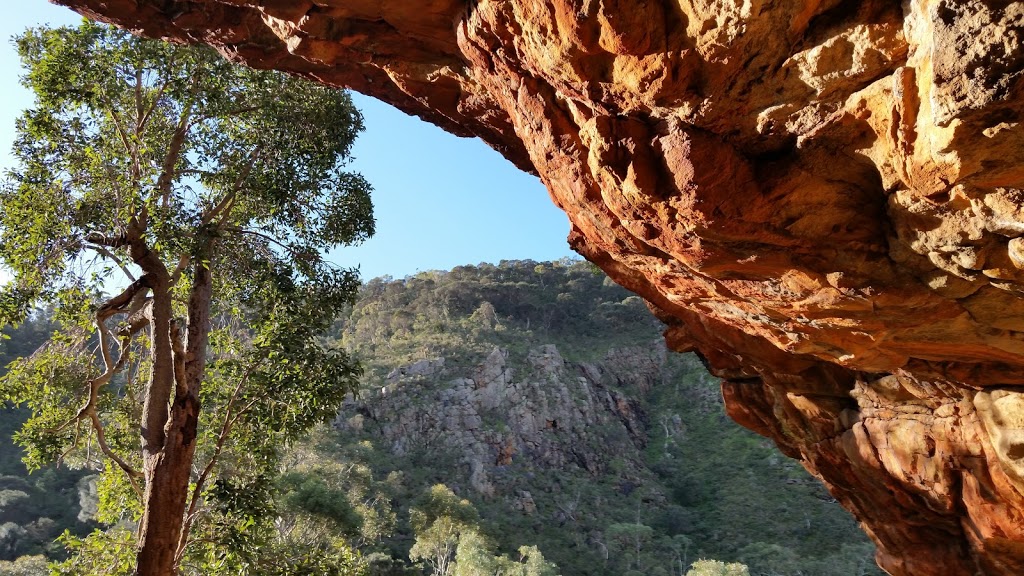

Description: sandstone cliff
[53,1,1024,573]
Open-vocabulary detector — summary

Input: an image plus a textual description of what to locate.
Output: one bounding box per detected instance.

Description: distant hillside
[0,315,95,565]
[0,260,883,575]
[323,259,883,576]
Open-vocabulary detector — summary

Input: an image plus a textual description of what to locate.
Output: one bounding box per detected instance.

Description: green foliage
[508,546,559,576]
[188,526,365,576]
[362,552,421,576]
[0,19,373,573]
[335,259,658,381]
[409,485,481,576]
[686,559,750,576]
[450,529,496,576]
[1,21,373,326]
[54,528,135,576]
[0,315,94,563]
[451,532,560,576]
[279,471,363,535]
[641,358,884,576]
[0,554,49,576]
[408,487,559,576]
[2,340,94,472]
[278,435,399,549]
[605,522,655,572]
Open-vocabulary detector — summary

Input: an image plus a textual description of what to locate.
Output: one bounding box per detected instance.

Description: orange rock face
[57,0,1024,573]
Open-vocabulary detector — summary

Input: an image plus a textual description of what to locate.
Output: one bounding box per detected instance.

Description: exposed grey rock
[386,357,445,382]
[337,341,667,498]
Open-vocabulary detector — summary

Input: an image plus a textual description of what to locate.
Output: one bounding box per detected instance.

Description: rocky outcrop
[338,344,658,496]
[54,1,1024,573]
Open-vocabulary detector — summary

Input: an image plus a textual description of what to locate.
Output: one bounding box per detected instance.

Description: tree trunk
[131,237,179,576]
[136,391,200,576]
[135,260,212,576]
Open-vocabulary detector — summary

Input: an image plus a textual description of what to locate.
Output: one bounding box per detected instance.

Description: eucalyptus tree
[0,21,373,575]
[410,484,481,576]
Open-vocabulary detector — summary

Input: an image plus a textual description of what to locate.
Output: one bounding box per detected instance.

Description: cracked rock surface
[56,0,1024,573]
[338,344,656,497]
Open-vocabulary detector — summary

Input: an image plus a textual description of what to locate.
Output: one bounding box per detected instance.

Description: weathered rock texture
[337,344,657,498]
[54,0,1024,573]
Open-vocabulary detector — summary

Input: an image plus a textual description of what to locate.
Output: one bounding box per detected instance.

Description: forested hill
[1,260,883,575]
[335,259,661,381]
[323,259,884,576]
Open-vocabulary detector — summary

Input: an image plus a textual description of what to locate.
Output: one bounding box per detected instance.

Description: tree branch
[46,277,153,484]
[175,363,259,563]
[204,192,237,228]
[57,421,84,467]
[194,105,263,122]
[85,231,129,248]
[169,254,190,287]
[202,146,261,229]
[170,319,187,397]
[155,105,195,208]
[156,71,201,207]
[224,227,301,259]
[135,68,144,133]
[98,92,135,163]
[89,411,144,494]
[118,295,153,340]
[86,243,138,282]
[136,71,174,135]
[86,276,152,410]
[126,223,175,454]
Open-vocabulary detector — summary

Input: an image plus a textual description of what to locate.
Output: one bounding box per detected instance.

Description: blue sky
[0,1,576,282]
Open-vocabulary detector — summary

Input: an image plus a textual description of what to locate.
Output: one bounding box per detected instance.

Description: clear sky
[0,1,576,283]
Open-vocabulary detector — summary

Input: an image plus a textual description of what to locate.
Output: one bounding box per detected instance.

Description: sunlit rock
[54,1,1024,573]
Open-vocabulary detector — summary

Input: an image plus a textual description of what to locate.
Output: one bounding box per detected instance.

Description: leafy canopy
[1,20,373,326]
[0,20,374,573]
[410,484,559,576]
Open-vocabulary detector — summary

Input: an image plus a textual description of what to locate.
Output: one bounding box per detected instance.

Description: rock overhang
[48,1,1024,573]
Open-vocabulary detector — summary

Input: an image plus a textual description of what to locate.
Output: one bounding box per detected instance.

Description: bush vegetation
[1,260,883,575]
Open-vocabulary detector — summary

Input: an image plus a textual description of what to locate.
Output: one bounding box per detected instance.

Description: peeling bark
[133,238,213,575]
